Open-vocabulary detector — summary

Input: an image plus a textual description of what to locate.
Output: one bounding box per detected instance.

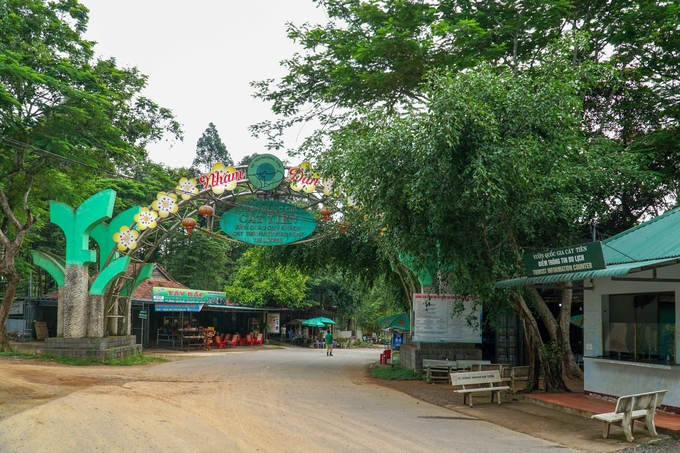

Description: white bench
[591,390,666,442]
[450,370,510,407]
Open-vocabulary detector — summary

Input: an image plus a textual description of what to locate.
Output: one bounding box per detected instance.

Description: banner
[152,287,227,305]
[412,294,482,343]
[267,313,280,334]
[155,303,203,312]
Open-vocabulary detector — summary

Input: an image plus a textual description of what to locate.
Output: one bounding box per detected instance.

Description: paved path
[0,347,578,452]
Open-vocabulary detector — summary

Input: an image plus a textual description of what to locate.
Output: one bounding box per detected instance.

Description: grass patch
[0,349,39,359]
[371,366,424,381]
[36,351,169,366]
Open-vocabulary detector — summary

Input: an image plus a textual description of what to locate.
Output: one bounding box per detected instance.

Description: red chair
[241,334,254,346]
[380,349,392,364]
[225,334,240,348]
[213,333,226,349]
[253,333,263,346]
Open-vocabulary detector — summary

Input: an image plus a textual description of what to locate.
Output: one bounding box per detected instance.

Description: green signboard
[523,242,606,277]
[247,154,285,191]
[220,200,316,245]
[152,287,227,305]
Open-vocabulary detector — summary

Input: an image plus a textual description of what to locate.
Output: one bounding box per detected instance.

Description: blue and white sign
[392,333,404,349]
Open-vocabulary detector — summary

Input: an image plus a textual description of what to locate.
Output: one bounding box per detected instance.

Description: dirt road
[0,346,581,453]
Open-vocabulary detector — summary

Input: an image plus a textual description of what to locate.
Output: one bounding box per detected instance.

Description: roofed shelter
[496,208,680,413]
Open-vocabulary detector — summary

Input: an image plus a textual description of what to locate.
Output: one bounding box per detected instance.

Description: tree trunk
[530,287,578,388]
[0,267,21,352]
[513,294,543,391]
[560,282,583,380]
[0,186,35,351]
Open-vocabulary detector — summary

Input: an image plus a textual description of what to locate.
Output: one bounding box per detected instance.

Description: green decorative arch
[90,256,131,295]
[91,206,141,271]
[31,251,66,287]
[50,189,116,266]
[120,263,154,297]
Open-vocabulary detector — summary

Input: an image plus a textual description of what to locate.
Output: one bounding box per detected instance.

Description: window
[603,292,675,363]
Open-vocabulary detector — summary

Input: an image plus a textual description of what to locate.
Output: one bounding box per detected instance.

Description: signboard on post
[139,310,148,319]
[412,294,482,343]
[267,313,280,334]
[523,241,606,277]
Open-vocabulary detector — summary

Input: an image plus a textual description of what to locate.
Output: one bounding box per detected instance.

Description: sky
[81,1,329,168]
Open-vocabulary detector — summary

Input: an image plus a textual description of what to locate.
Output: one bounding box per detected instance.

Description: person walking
[325,330,334,356]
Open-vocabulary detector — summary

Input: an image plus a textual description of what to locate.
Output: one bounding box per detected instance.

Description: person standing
[325,330,334,356]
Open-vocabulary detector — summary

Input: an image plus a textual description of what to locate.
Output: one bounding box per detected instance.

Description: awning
[495,257,679,289]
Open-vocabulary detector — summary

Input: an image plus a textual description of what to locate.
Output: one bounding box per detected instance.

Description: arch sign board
[220,200,316,245]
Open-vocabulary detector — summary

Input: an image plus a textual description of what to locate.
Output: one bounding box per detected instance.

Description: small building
[497,208,680,413]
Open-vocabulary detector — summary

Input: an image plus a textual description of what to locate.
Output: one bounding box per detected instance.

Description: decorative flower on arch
[176,177,199,200]
[134,207,158,230]
[113,226,139,251]
[289,162,320,193]
[152,192,179,218]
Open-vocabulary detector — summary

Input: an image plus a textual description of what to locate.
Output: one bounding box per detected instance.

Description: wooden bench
[450,370,510,407]
[423,360,457,384]
[591,390,666,442]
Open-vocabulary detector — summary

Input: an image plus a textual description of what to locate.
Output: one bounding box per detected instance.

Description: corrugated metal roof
[494,257,679,288]
[602,207,680,264]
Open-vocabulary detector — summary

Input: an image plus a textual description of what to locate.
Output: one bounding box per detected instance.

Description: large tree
[253,0,680,231]
[191,122,232,174]
[0,0,181,350]
[321,53,657,389]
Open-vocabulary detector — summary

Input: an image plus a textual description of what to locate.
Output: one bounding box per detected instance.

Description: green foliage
[224,247,309,308]
[540,341,562,369]
[191,122,232,173]
[157,231,233,291]
[371,365,423,381]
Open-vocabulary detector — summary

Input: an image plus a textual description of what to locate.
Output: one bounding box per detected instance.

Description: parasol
[301,318,326,328]
[377,313,410,331]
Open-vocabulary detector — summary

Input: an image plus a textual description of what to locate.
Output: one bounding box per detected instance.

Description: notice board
[412,294,482,343]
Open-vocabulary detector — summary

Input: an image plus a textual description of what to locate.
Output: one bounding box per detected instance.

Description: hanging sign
[247,154,286,191]
[152,287,227,305]
[155,303,203,312]
[523,241,606,277]
[220,200,316,245]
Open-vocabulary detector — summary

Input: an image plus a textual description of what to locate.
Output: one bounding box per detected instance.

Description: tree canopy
[191,122,232,174]
[0,0,181,350]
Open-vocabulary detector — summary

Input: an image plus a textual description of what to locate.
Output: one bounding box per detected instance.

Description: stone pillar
[62,266,90,338]
[57,287,65,337]
[87,295,106,338]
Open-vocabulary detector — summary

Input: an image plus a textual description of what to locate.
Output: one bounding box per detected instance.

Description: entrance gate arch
[33,155,343,357]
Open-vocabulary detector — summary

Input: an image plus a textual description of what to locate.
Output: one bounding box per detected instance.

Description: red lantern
[198,205,214,217]
[320,206,332,221]
[338,221,350,233]
[181,217,197,237]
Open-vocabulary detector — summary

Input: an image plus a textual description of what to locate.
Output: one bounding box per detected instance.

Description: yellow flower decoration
[112,226,139,252]
[134,207,158,230]
[290,162,321,193]
[152,192,179,218]
[322,178,334,196]
[205,163,240,194]
[176,177,199,200]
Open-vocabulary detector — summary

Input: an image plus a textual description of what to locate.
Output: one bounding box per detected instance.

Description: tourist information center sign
[412,294,482,343]
[220,200,316,245]
[523,241,606,277]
